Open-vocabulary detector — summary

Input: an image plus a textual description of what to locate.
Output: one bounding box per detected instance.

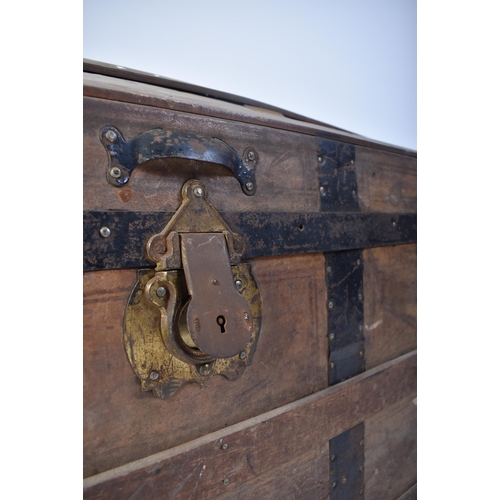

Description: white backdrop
[83,0,416,150]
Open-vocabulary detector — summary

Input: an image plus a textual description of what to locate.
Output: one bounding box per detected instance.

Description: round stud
[110,167,121,179]
[212,278,218,285]
[318,156,323,163]
[235,279,243,290]
[359,324,363,331]
[223,478,229,486]
[245,181,254,191]
[319,186,325,195]
[149,371,159,381]
[328,301,334,309]
[99,226,111,238]
[239,351,246,360]
[329,333,335,340]
[222,443,229,450]
[357,259,361,266]
[243,312,249,320]
[332,481,337,488]
[105,129,117,142]
[194,186,204,198]
[200,364,211,376]
[248,151,255,161]
[156,287,167,298]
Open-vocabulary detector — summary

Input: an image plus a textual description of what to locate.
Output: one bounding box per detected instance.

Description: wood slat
[83,350,416,499]
[83,253,328,477]
[365,396,417,500]
[363,244,417,370]
[83,72,416,158]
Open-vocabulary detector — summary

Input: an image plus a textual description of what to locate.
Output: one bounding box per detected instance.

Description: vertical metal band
[319,137,365,498]
[326,250,365,385]
[317,137,357,212]
[329,423,365,498]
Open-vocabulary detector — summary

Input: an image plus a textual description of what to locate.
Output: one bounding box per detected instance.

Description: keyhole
[216,315,227,334]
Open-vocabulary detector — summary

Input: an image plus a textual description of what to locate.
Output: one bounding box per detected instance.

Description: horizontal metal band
[84,211,417,271]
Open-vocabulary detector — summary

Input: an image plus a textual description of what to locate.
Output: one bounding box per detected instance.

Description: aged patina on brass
[124,179,262,399]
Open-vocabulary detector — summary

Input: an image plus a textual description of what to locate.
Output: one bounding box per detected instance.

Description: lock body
[123,180,262,399]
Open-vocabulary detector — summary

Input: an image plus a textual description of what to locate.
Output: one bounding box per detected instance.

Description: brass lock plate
[123,179,262,399]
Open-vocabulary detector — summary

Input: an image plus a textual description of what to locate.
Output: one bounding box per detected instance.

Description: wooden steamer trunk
[83,60,417,499]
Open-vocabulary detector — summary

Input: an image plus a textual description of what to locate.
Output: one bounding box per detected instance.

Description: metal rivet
[105,129,117,142]
[332,481,337,488]
[359,324,363,331]
[194,186,204,197]
[222,443,228,450]
[223,478,229,486]
[99,226,111,238]
[329,333,335,340]
[243,312,249,320]
[235,279,243,290]
[359,350,364,357]
[328,301,333,309]
[330,454,336,461]
[318,156,323,163]
[212,278,218,285]
[352,190,357,197]
[327,266,332,273]
[358,293,363,301]
[357,259,361,266]
[351,159,355,165]
[319,186,325,195]
[149,371,159,381]
[155,244,166,254]
[200,364,211,376]
[245,181,254,191]
[156,287,166,297]
[330,362,335,369]
[110,167,121,178]
[248,151,255,161]
[239,351,246,360]
[392,221,397,227]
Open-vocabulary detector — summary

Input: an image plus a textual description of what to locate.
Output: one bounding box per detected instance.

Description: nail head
[156,287,167,297]
[149,371,159,381]
[99,226,111,238]
[110,167,121,178]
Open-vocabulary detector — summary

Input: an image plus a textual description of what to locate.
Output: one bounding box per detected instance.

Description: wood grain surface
[365,396,417,500]
[83,253,328,477]
[83,350,416,499]
[83,96,320,213]
[356,146,417,214]
[363,244,417,370]
[84,72,416,157]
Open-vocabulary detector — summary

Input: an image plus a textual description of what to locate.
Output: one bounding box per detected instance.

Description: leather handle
[100,126,257,195]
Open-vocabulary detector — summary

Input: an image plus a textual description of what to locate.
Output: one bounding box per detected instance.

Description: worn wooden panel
[83,253,328,477]
[363,244,417,370]
[83,96,319,213]
[364,396,417,500]
[83,351,416,499]
[84,72,415,157]
[356,146,417,213]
